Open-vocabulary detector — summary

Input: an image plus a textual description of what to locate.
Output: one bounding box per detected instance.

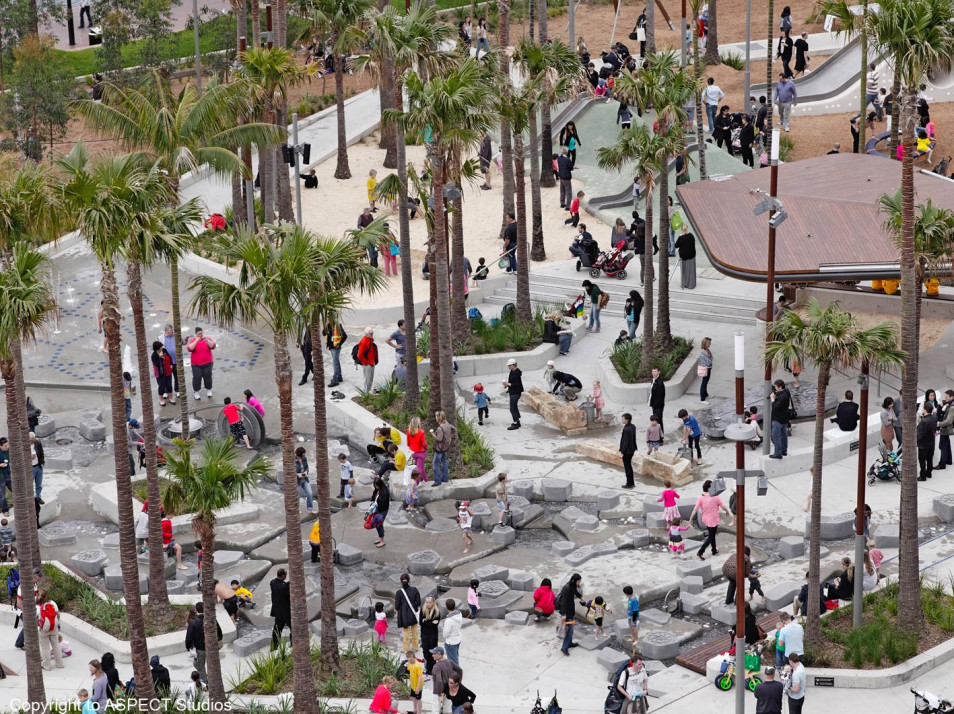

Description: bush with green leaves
[610,336,693,383]
[720,51,745,71]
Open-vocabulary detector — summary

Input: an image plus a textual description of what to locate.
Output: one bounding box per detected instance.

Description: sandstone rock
[523,387,587,434]
[575,439,624,468]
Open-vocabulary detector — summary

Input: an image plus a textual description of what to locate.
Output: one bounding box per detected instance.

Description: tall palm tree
[190,224,319,714]
[689,0,708,180]
[597,124,678,376]
[615,52,694,348]
[703,0,720,65]
[314,0,375,180]
[71,71,285,426]
[864,0,954,630]
[57,145,159,705]
[766,301,903,647]
[303,234,385,671]
[646,0,656,53]
[536,0,556,190]
[497,0,516,238]
[164,437,269,702]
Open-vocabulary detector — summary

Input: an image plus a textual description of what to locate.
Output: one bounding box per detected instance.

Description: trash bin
[580,396,596,424]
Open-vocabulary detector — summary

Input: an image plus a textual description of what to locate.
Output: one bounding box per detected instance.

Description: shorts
[630,614,640,625]
[496,500,508,511]
[410,691,422,701]
[223,595,238,617]
[594,617,604,627]
[229,420,247,438]
[164,539,177,555]
[461,527,472,535]
[648,440,662,449]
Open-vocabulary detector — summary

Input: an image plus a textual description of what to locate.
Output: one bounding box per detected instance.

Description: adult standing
[370,477,390,547]
[865,63,880,114]
[185,602,221,680]
[557,149,574,209]
[323,321,347,388]
[777,31,794,78]
[357,327,379,393]
[269,569,291,648]
[151,340,174,406]
[703,78,725,133]
[557,573,584,655]
[714,106,734,154]
[739,114,756,167]
[419,597,441,674]
[648,367,666,432]
[879,398,897,449]
[89,660,109,711]
[559,122,582,167]
[127,419,142,477]
[625,290,644,339]
[186,327,216,401]
[385,320,407,369]
[674,225,698,290]
[635,8,647,57]
[892,393,903,445]
[936,390,954,470]
[775,74,797,132]
[785,654,806,714]
[29,432,44,501]
[504,359,524,431]
[753,667,784,714]
[723,546,752,605]
[769,379,792,459]
[358,207,377,266]
[161,323,180,395]
[697,337,713,404]
[299,327,313,386]
[442,599,464,664]
[79,0,92,28]
[629,213,647,283]
[431,412,453,486]
[620,413,638,489]
[395,574,422,652]
[917,402,938,481]
[794,33,810,76]
[618,659,649,714]
[36,589,63,671]
[689,480,731,559]
[430,647,462,714]
[101,652,122,700]
[0,437,10,517]
[777,611,804,666]
[478,134,492,190]
[582,280,603,333]
[503,212,518,274]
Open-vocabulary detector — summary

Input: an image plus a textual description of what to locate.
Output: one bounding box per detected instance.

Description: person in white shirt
[441,599,463,665]
[617,659,649,714]
[703,77,724,134]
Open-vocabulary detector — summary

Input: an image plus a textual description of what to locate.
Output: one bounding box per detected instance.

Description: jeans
[622,453,635,487]
[330,347,342,383]
[938,435,952,468]
[559,334,572,354]
[865,91,878,112]
[298,478,314,509]
[125,397,132,420]
[376,522,386,538]
[706,103,718,133]
[32,465,43,499]
[433,451,449,484]
[362,364,375,392]
[445,642,460,665]
[700,370,711,401]
[476,38,490,54]
[195,648,208,680]
[191,362,213,392]
[588,305,601,330]
[301,345,313,382]
[478,406,488,423]
[0,472,9,513]
[697,525,718,556]
[509,393,521,424]
[559,178,573,208]
[688,434,702,459]
[771,420,789,456]
[507,250,517,274]
[778,101,793,130]
[775,644,786,668]
[627,319,640,339]
[561,622,575,652]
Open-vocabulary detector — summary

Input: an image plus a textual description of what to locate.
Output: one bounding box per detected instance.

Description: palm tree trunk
[236,0,248,48]
[274,0,286,46]
[646,0,656,53]
[101,263,156,704]
[380,57,397,166]
[451,187,470,343]
[513,133,532,324]
[641,181,655,375]
[334,57,352,180]
[764,0,774,158]
[260,140,275,223]
[703,0,720,65]
[276,105,295,222]
[897,87,922,631]
[692,12,707,180]
[858,4,867,150]
[394,116,420,412]
[528,114,547,262]
[498,0,516,237]
[200,528,227,702]
[537,0,555,190]
[888,77,901,154]
[656,125,673,347]
[805,361,829,648]
[170,256,190,428]
[432,156,457,423]
[309,322,340,672]
[426,254,442,420]
[231,174,245,225]
[127,260,171,614]
[252,0,261,47]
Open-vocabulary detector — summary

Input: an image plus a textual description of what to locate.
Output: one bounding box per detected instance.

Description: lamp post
[66,0,76,46]
[853,361,870,627]
[763,127,781,455]
[192,0,202,94]
[569,0,575,47]
[681,0,687,68]
[292,112,302,224]
[743,0,751,113]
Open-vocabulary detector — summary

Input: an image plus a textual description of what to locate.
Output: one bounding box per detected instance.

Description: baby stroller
[867,442,902,485]
[913,688,954,714]
[590,240,634,280]
[571,235,600,271]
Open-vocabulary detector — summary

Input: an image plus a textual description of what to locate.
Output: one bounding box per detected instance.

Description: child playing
[373,602,388,643]
[309,517,321,563]
[123,371,133,420]
[78,689,96,714]
[867,538,884,580]
[367,169,378,212]
[222,397,252,449]
[231,579,255,609]
[345,477,356,507]
[467,579,480,619]
[564,190,585,227]
[615,330,629,346]
[657,480,681,527]
[624,585,640,646]
[458,500,475,554]
[338,452,353,498]
[495,473,509,525]
[473,258,489,282]
[646,414,663,454]
[405,650,425,714]
[405,470,421,510]
[632,176,644,207]
[668,517,691,556]
[474,383,491,426]
[747,561,765,602]
[592,379,604,419]
[584,595,612,640]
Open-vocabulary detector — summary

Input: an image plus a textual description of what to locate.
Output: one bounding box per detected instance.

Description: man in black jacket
[184,602,222,684]
[620,413,638,489]
[831,390,860,431]
[649,367,666,433]
[504,359,524,431]
[769,379,792,459]
[395,573,422,652]
[557,149,574,209]
[150,655,171,695]
[917,402,938,481]
[270,568,292,648]
[551,371,582,401]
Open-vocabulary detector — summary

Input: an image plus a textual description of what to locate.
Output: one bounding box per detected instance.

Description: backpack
[598,292,610,309]
[467,307,483,320]
[6,567,19,597]
[351,342,361,365]
[604,660,632,714]
[38,602,57,632]
[501,302,516,320]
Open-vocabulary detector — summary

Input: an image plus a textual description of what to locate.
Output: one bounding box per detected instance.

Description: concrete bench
[760,411,881,477]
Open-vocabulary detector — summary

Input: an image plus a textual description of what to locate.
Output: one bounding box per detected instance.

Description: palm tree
[190,223,319,714]
[615,52,694,348]
[164,437,269,702]
[689,0,708,180]
[57,145,159,704]
[703,0,720,65]
[497,0,516,237]
[766,300,903,647]
[314,0,374,180]
[646,0,656,53]
[865,0,954,629]
[304,234,385,671]
[126,197,204,614]
[71,70,285,427]
[537,0,556,190]
[597,124,678,376]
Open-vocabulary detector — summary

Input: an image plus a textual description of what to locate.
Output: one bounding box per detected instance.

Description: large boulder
[522,387,587,434]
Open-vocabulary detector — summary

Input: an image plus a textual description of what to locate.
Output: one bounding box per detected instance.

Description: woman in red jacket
[533,577,556,622]
[406,417,428,481]
[370,676,400,714]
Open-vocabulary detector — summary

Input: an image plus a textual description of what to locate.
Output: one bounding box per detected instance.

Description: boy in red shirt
[564,190,585,227]
[160,510,187,570]
[223,397,253,449]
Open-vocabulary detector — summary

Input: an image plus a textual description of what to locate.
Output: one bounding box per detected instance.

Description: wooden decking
[675,611,783,675]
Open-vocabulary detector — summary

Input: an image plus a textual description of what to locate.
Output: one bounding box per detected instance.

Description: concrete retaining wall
[597,348,698,405]
[758,411,882,477]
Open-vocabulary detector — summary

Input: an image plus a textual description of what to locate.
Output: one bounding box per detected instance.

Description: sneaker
[194,392,201,400]
[206,390,213,398]
[700,400,710,405]
[480,185,492,191]
[507,423,521,430]
[170,396,176,404]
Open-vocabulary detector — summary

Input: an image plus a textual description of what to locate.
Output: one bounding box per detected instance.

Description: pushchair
[867,442,902,485]
[570,235,600,271]
[589,240,635,280]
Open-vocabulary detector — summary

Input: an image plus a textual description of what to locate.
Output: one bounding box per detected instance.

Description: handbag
[531,692,546,714]
[547,692,562,714]
[697,364,708,377]
[364,512,385,530]
[670,211,684,231]
[629,31,639,40]
[637,28,646,41]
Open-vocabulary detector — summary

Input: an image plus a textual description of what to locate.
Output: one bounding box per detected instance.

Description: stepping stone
[680,592,707,615]
[645,512,668,530]
[779,536,805,559]
[765,582,802,612]
[425,517,459,533]
[552,541,576,557]
[43,447,73,471]
[542,479,572,501]
[638,629,680,660]
[709,603,737,625]
[509,570,535,592]
[70,549,108,577]
[553,505,589,534]
[676,561,712,583]
[34,415,56,438]
[211,550,246,572]
[38,523,75,546]
[104,563,148,594]
[640,608,671,627]
[470,501,493,530]
[490,525,516,545]
[511,480,534,500]
[934,494,954,522]
[218,522,287,553]
[214,559,271,588]
[578,635,613,651]
[138,550,176,579]
[643,660,668,677]
[336,543,364,566]
[512,504,546,529]
[473,564,509,582]
[565,541,618,567]
[233,629,272,657]
[574,515,599,532]
[102,532,120,550]
[166,580,186,594]
[478,579,510,599]
[874,523,899,548]
[613,618,634,642]
[310,617,348,637]
[79,417,107,442]
[804,512,855,540]
[598,491,621,511]
[681,576,704,594]
[626,529,651,548]
[377,574,438,602]
[597,648,631,672]
[342,618,369,636]
[407,549,442,575]
[504,611,529,626]
[387,511,408,526]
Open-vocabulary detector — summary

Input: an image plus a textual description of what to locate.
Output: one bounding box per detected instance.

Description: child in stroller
[589,239,634,279]
[867,442,902,484]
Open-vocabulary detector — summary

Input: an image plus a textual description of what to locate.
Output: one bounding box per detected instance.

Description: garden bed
[231,641,408,698]
[130,477,184,517]
[609,336,694,383]
[417,308,550,356]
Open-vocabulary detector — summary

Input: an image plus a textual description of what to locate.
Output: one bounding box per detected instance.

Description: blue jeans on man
[445,642,460,665]
[771,420,788,457]
[0,473,10,513]
[558,334,572,355]
[561,622,575,653]
[588,305,601,330]
[433,451,449,484]
[33,465,43,499]
[706,103,718,133]
[507,251,517,274]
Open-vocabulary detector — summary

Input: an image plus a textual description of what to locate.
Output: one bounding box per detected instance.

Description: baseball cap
[764,666,775,676]
[547,360,555,366]
[430,646,445,655]
[128,419,140,428]
[507,359,517,366]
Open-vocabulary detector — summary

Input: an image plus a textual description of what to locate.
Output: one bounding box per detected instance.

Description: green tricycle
[714,648,762,692]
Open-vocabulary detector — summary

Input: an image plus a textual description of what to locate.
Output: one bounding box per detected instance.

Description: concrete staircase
[482,274,765,324]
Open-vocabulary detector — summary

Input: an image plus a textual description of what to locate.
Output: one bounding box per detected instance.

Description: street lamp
[853,362,870,627]
[762,127,781,455]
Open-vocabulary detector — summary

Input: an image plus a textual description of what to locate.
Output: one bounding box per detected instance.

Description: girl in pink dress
[592,380,605,419]
[668,517,691,555]
[657,480,681,527]
[373,602,388,643]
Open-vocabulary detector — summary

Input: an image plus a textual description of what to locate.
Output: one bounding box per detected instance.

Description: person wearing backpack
[36,588,63,670]
[356,327,379,393]
[322,321,347,388]
[581,280,604,333]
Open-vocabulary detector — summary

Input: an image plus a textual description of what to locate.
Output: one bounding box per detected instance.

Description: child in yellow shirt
[309,519,321,563]
[367,169,378,212]
[231,580,256,609]
[405,649,424,714]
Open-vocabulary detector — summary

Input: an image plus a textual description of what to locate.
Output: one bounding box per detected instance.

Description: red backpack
[38,602,57,632]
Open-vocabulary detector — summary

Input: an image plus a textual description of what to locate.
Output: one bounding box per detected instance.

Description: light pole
[680,0,687,68]
[853,361,870,627]
[66,0,76,46]
[743,0,751,113]
[192,0,202,94]
[763,127,781,455]
[569,0,575,47]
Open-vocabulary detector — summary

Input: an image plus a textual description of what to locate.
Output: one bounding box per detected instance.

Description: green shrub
[295,93,337,118]
[843,617,917,666]
[610,336,693,383]
[131,477,186,517]
[779,134,795,163]
[720,52,745,70]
